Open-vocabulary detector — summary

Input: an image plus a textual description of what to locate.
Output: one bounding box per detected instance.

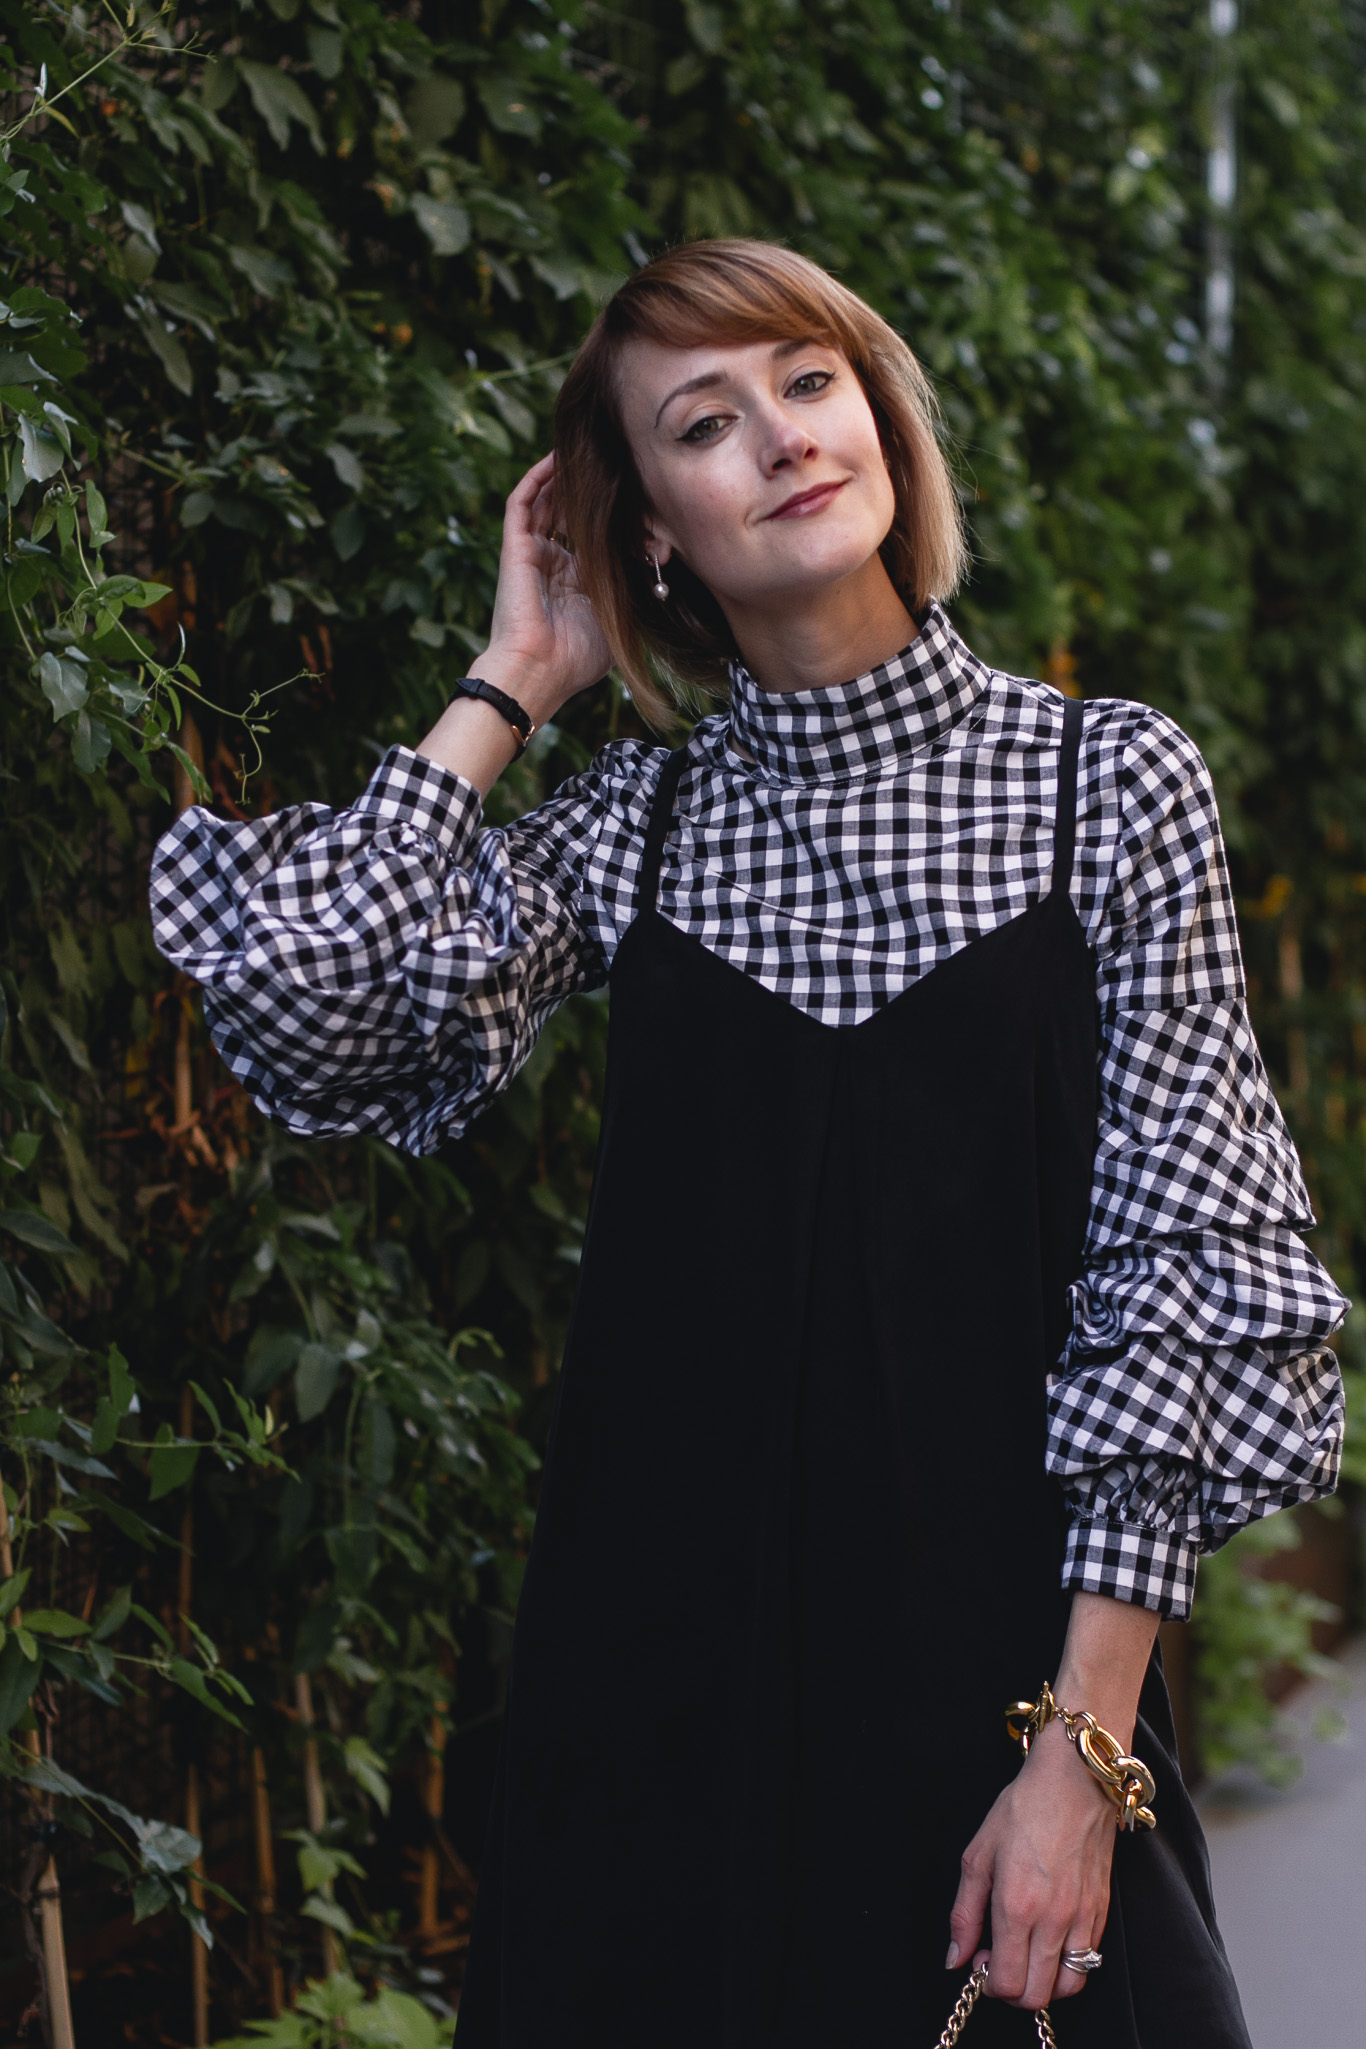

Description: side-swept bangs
[552,238,968,730]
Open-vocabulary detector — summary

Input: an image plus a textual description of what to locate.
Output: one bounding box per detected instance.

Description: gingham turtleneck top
[150,601,1347,1620]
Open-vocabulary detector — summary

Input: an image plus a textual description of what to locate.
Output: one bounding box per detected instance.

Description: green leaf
[136,1816,202,1876]
[200,55,238,114]
[132,1874,171,1922]
[0,350,57,385]
[168,1657,244,1728]
[109,1345,136,1414]
[343,1734,391,1815]
[119,201,161,255]
[325,440,364,490]
[0,1636,43,1735]
[294,1836,365,1889]
[148,1427,200,1499]
[14,1406,62,1440]
[295,1342,342,1421]
[226,244,297,298]
[0,1129,36,1173]
[18,413,63,483]
[330,501,365,561]
[23,1608,91,1638]
[84,478,109,537]
[84,1500,160,1552]
[239,60,324,154]
[71,710,113,774]
[138,315,193,397]
[360,1989,446,2049]
[412,195,470,257]
[243,1325,303,1397]
[89,1392,121,1456]
[91,1585,133,1643]
[301,1892,355,1935]
[477,74,541,139]
[0,1209,76,1255]
[28,1440,115,1478]
[0,1570,31,1619]
[406,77,466,147]
[130,1603,173,1650]
[307,26,345,79]
[36,650,89,718]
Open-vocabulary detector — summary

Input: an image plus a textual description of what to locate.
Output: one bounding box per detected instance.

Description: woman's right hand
[416,453,614,793]
[474,452,613,721]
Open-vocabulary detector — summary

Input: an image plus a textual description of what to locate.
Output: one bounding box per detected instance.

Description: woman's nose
[756,404,816,475]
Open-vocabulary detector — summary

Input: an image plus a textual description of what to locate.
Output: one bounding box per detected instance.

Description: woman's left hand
[946,1716,1115,2010]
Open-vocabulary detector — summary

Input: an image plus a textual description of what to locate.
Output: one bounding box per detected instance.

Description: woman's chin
[707,538,892,615]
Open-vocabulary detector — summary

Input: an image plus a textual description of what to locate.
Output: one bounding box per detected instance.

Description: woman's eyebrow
[655,369,727,427]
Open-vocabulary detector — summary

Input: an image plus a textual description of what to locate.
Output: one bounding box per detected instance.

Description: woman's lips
[764,479,847,520]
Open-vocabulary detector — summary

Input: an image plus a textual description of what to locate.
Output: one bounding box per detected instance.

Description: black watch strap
[448,675,537,757]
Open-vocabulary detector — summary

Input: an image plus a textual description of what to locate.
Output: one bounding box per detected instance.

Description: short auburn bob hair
[553,238,967,730]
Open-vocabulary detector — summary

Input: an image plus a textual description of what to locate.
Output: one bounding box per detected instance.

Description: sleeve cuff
[1062,1519,1198,1620]
[349,745,483,857]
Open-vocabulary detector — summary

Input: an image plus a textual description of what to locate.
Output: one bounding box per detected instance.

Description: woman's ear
[642,530,674,569]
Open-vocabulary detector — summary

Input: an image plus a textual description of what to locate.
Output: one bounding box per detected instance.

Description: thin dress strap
[634,747,690,920]
[1050,694,1084,899]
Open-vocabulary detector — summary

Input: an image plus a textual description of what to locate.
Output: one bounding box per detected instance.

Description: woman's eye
[789,370,834,397]
[681,413,729,443]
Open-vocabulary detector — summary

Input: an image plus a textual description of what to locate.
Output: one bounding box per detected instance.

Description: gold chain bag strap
[934,1963,1056,2048]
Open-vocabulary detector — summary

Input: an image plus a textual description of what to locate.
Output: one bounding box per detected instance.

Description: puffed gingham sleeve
[149,741,655,1154]
[1049,704,1349,1619]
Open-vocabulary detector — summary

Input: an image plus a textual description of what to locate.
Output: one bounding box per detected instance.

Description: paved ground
[1198,1635,1366,2048]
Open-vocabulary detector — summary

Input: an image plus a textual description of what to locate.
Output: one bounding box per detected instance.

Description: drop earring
[649,553,670,601]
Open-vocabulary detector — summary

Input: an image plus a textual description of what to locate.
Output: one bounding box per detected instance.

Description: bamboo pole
[1,1488,76,2049]
[294,1673,340,1976]
[250,1748,285,2015]
[417,1706,448,1942]
[1279,918,1310,1106]
[183,1763,208,2045]
[177,1385,209,2049]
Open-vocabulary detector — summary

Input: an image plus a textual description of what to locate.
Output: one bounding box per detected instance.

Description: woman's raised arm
[150,456,631,1154]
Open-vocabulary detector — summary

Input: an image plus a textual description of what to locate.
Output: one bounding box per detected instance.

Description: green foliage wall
[0,0,1363,2033]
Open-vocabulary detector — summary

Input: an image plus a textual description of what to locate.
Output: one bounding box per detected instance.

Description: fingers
[506,451,555,511]
[1023,1924,1070,2011]
[500,455,556,546]
[946,1842,992,1973]
[978,1903,1030,2007]
[1049,1903,1108,2003]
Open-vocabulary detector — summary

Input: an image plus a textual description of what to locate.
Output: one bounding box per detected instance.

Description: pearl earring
[649,553,670,601]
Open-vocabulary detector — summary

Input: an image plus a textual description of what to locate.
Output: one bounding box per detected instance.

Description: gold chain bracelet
[1004,1682,1157,1832]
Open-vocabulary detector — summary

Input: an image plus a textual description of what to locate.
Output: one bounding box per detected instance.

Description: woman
[152,241,1345,2045]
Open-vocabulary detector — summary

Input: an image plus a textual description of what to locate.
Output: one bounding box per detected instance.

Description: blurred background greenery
[1,0,1364,2040]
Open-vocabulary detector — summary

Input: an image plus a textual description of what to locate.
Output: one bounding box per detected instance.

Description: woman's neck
[724,553,918,694]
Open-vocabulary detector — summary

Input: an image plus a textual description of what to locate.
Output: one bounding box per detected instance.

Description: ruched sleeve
[1049,704,1348,1618]
[149,741,658,1154]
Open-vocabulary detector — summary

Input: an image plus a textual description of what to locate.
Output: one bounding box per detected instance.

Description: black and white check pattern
[151,602,1347,1618]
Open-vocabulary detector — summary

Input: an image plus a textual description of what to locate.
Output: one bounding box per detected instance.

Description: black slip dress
[456,695,1251,2048]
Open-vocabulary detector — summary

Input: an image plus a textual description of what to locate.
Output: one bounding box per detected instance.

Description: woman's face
[615,336,897,620]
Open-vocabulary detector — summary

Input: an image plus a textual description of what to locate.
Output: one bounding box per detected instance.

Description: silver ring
[1062,1947,1103,1975]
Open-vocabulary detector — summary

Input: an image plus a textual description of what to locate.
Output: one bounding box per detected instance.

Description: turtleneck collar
[724,600,990,782]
